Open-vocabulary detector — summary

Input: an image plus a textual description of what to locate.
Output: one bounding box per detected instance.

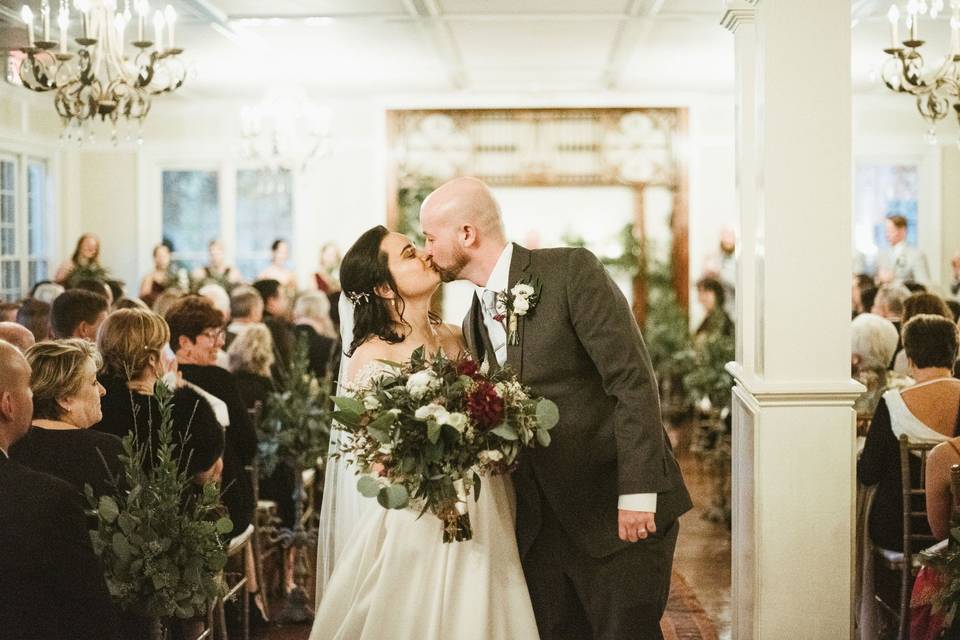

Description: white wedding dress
[309,362,540,640]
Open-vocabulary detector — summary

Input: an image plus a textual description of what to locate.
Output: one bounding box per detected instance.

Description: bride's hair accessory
[346,290,371,306]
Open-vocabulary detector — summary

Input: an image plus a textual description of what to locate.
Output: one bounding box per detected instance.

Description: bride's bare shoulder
[347,339,399,378]
[440,323,466,358]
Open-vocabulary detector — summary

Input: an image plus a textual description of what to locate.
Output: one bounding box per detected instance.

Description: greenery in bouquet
[683,331,735,412]
[331,347,559,543]
[64,262,111,289]
[85,381,232,620]
[258,335,334,476]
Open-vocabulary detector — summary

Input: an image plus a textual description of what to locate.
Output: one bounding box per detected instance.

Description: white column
[723,1,863,638]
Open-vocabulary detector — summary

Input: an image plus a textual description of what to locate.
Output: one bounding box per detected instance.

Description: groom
[420,178,692,640]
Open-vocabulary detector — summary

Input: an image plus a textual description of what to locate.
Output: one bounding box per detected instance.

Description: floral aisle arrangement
[258,336,334,477]
[332,348,559,543]
[85,382,232,623]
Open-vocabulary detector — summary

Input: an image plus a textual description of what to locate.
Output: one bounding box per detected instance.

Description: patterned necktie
[481,289,499,318]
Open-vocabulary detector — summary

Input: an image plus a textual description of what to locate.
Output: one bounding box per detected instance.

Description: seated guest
[872,283,912,368]
[113,297,149,311]
[0,302,19,322]
[852,274,874,318]
[228,324,295,527]
[851,313,910,429]
[945,299,960,323]
[93,308,224,484]
[16,299,51,343]
[165,296,256,536]
[225,285,264,348]
[10,339,121,497]
[253,279,295,375]
[892,293,953,374]
[859,314,960,553]
[50,289,109,341]
[73,278,114,307]
[30,281,64,305]
[0,322,34,353]
[0,340,118,639]
[293,291,338,379]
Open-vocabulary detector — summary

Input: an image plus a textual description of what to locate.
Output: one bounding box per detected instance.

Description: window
[235,169,293,279]
[161,170,220,271]
[0,155,53,301]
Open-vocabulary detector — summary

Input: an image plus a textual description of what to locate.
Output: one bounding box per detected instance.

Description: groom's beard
[435,248,469,283]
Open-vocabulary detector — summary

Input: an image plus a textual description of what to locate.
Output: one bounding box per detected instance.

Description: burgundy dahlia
[456,359,480,378]
[466,381,504,430]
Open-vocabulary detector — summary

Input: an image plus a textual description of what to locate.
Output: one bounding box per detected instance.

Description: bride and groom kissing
[310,177,692,640]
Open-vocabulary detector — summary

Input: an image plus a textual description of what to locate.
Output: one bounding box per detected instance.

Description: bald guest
[0,322,34,353]
[0,340,117,640]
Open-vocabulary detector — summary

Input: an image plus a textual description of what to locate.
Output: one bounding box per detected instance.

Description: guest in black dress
[165,296,257,536]
[227,323,296,528]
[292,291,339,380]
[859,314,960,552]
[0,340,119,640]
[9,339,122,498]
[253,279,296,378]
[92,309,224,484]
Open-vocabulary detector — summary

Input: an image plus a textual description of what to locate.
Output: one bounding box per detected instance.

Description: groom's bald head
[420,178,508,284]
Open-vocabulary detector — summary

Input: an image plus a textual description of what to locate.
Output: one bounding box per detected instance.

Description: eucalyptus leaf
[536,428,552,447]
[332,396,364,415]
[536,399,560,430]
[490,424,519,441]
[377,484,410,509]
[358,475,381,498]
[215,517,234,535]
[99,495,120,523]
[112,532,133,562]
[117,512,138,537]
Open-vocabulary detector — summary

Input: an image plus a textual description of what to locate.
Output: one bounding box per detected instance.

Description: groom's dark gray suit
[463,244,692,640]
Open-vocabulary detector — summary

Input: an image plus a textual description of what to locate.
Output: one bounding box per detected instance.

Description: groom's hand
[618,510,656,543]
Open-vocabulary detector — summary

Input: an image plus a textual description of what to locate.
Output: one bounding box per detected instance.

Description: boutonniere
[493,276,542,345]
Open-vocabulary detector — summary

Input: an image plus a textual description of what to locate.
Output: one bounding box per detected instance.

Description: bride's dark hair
[342,225,437,356]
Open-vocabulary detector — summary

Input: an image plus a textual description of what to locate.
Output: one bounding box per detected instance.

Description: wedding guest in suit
[858,314,960,553]
[293,291,338,379]
[0,339,118,640]
[225,286,264,349]
[73,278,114,307]
[16,298,51,342]
[54,233,104,286]
[0,322,34,353]
[421,177,692,640]
[10,339,121,498]
[892,293,954,374]
[93,308,224,485]
[253,279,296,376]
[192,240,242,291]
[139,243,180,308]
[165,296,256,536]
[50,289,109,341]
[876,215,931,286]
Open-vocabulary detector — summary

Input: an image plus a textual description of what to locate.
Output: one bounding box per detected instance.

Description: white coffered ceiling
[0,0,943,99]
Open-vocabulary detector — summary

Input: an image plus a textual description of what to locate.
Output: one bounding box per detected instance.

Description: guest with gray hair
[225,285,264,349]
[871,283,911,322]
[30,281,64,305]
[851,313,911,429]
[293,291,338,378]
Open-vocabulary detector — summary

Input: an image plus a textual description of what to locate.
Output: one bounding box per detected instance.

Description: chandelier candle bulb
[136,0,148,42]
[41,0,50,42]
[164,5,175,48]
[889,5,901,48]
[57,7,68,52]
[21,6,34,48]
[153,11,164,50]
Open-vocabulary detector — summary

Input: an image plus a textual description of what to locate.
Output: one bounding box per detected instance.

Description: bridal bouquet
[332,347,559,543]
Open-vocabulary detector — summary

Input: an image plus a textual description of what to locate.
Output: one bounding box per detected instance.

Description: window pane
[29,259,47,285]
[235,170,293,280]
[162,170,220,271]
[1,260,19,301]
[27,160,47,257]
[1,161,14,193]
[1,227,14,254]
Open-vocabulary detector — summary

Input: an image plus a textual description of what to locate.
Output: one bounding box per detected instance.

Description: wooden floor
[263,435,733,640]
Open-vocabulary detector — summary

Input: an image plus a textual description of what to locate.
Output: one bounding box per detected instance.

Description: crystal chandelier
[881,1,960,144]
[15,0,186,142]
[240,88,332,176]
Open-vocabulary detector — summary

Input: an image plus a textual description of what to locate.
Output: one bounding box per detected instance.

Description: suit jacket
[463,244,692,559]
[0,455,117,639]
[876,244,931,285]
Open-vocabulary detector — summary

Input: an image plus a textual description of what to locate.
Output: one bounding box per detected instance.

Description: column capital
[721,0,756,33]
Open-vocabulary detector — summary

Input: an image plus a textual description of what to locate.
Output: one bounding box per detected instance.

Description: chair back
[951,464,960,526]
[897,435,939,639]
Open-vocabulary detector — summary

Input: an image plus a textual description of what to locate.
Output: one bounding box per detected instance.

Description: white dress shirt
[476,244,657,513]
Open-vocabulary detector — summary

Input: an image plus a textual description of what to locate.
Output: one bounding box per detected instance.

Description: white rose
[415,403,449,424]
[511,283,535,297]
[480,449,504,464]
[444,412,469,432]
[513,296,530,315]
[406,369,438,399]
[363,395,381,411]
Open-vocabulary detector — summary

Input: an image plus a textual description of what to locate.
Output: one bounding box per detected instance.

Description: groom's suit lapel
[465,294,500,373]
[506,244,532,380]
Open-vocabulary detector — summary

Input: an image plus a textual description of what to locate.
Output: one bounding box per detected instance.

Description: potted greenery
[85,382,232,640]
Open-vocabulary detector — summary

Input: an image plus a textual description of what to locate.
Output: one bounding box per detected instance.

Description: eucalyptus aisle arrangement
[85,381,232,625]
[332,348,559,543]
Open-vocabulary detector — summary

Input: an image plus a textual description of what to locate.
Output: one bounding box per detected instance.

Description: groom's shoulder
[528,246,602,271]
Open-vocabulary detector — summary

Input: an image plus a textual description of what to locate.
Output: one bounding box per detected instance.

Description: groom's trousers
[522,497,679,640]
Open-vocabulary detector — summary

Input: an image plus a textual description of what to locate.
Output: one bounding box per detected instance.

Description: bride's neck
[389,296,436,342]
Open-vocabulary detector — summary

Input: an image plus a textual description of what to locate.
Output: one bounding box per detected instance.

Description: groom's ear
[461,224,478,248]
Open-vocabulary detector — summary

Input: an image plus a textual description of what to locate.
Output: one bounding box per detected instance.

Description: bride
[310,225,539,640]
